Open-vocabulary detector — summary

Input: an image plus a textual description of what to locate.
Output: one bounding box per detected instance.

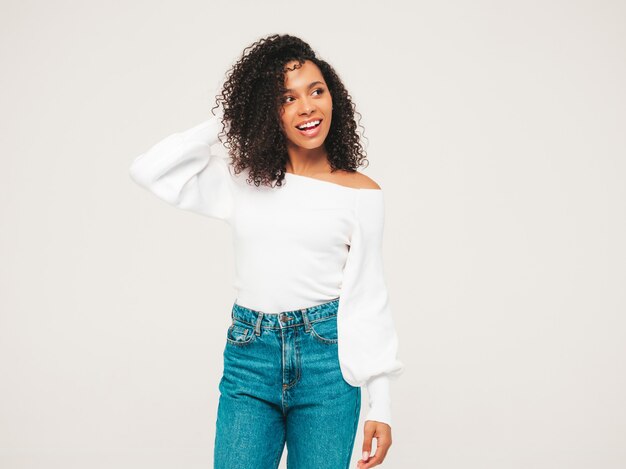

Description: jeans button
[280,314,289,322]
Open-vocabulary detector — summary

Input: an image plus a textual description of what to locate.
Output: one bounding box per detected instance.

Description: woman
[129,34,404,469]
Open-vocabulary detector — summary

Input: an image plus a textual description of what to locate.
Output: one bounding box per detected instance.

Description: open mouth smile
[295,119,323,137]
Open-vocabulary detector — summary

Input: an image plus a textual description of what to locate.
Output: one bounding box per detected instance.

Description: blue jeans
[214,297,361,468]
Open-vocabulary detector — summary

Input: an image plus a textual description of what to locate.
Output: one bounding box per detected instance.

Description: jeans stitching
[282,327,302,390]
[345,387,361,469]
[309,324,339,344]
[226,324,255,346]
[233,313,338,329]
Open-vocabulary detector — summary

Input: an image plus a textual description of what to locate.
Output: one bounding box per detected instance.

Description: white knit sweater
[128,114,405,426]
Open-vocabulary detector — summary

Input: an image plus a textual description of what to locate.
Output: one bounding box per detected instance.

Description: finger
[361,426,376,462]
[361,450,385,468]
[362,443,391,469]
[357,452,375,467]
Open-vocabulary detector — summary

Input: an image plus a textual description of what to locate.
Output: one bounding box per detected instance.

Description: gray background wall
[1,0,624,467]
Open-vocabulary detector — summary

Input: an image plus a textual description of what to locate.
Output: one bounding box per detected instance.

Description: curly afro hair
[210,33,369,188]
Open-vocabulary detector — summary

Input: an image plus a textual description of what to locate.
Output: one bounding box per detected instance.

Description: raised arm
[129,114,234,223]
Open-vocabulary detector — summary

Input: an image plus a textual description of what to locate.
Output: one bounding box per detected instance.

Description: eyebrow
[283,81,325,93]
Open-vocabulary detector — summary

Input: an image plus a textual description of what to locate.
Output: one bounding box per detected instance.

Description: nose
[298,97,315,115]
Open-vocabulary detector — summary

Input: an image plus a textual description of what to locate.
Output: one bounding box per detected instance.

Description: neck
[285,144,331,175]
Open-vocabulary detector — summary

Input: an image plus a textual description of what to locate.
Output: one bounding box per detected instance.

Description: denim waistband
[231,297,340,330]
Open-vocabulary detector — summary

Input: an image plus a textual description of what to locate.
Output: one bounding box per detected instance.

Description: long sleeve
[128,114,234,223]
[336,189,405,427]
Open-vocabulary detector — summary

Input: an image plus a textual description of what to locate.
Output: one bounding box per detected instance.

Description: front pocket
[226,321,256,347]
[309,316,338,344]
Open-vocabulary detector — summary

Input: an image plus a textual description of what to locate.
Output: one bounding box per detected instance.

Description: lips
[296,119,322,137]
[295,118,322,130]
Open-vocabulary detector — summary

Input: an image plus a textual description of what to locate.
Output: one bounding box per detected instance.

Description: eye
[283,88,325,104]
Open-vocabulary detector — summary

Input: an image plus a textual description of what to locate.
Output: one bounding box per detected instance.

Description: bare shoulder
[330,170,382,190]
[354,171,382,190]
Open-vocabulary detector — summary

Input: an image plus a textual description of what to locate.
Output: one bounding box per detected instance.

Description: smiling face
[278,59,333,151]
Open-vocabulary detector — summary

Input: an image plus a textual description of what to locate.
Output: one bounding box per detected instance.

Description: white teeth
[297,120,320,130]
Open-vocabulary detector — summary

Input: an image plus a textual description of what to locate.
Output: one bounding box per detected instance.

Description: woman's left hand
[356,420,392,468]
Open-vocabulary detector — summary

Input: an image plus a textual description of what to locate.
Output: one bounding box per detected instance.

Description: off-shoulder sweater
[128,114,405,426]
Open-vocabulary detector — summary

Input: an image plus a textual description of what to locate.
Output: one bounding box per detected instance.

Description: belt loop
[255,312,264,336]
[301,308,311,332]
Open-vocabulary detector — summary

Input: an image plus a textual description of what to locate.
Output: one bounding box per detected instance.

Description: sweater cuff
[364,374,392,427]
